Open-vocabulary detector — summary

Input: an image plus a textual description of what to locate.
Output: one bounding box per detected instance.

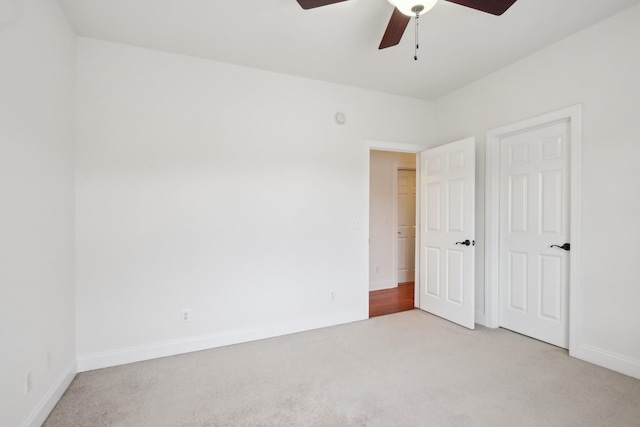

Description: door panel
[508,251,528,311]
[419,138,475,329]
[540,254,562,320]
[499,121,570,348]
[509,175,528,233]
[540,170,563,234]
[426,247,440,296]
[448,179,464,232]
[426,184,441,230]
[446,249,464,304]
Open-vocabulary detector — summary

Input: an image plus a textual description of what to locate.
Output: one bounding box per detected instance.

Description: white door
[397,169,416,283]
[419,138,475,329]
[499,120,570,348]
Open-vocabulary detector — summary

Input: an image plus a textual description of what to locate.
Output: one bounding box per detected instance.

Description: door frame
[392,163,417,287]
[364,140,425,318]
[484,105,583,357]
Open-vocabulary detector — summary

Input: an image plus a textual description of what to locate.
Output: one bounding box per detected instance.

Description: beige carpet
[44,310,640,426]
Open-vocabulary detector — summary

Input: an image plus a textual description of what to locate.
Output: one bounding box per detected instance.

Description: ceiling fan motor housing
[389,0,439,17]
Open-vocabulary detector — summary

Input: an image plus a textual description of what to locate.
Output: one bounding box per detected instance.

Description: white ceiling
[57,0,640,100]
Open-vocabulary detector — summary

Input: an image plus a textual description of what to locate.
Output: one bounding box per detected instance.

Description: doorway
[365,139,477,326]
[368,149,417,316]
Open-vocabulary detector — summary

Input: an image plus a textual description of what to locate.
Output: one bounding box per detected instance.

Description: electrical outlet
[25,370,32,394]
[375,266,380,274]
[351,219,361,229]
[181,309,191,323]
[330,292,336,301]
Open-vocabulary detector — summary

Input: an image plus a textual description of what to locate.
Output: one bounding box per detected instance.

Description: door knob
[550,243,571,251]
[455,240,473,246]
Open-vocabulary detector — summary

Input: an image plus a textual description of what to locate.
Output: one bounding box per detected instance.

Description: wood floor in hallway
[369,282,415,318]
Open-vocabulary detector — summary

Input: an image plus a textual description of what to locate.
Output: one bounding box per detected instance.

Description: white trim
[369,279,397,291]
[567,109,583,358]
[579,344,640,379]
[364,140,426,313]
[485,104,583,351]
[23,359,77,427]
[413,155,421,307]
[485,131,501,328]
[365,139,425,153]
[78,308,363,372]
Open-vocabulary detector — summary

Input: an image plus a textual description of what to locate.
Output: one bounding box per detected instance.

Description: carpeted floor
[44,310,640,426]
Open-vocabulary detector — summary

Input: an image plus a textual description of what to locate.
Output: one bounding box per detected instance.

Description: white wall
[0,0,76,426]
[435,3,640,377]
[75,38,434,370]
[369,150,416,290]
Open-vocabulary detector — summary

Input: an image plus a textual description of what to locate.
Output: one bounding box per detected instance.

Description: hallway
[369,282,415,318]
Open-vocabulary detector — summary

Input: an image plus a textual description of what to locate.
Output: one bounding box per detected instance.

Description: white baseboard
[579,344,640,379]
[78,309,365,372]
[23,359,77,427]
[369,280,396,291]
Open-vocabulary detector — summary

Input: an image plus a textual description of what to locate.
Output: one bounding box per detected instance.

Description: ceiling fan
[296,0,518,50]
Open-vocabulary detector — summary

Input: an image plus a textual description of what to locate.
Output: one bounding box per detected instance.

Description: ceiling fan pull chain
[414,14,419,61]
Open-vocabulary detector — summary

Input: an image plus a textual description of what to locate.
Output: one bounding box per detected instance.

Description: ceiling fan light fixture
[388,0,438,17]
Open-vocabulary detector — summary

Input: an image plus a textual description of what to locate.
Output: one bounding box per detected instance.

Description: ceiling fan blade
[379,8,411,50]
[444,0,518,15]
[296,0,350,10]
